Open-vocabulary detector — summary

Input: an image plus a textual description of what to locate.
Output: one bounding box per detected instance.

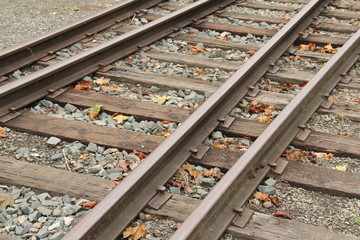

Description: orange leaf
[286,151,302,162]
[314,152,333,161]
[266,88,277,92]
[87,109,99,120]
[189,45,206,52]
[216,35,229,41]
[123,224,146,240]
[274,210,292,219]
[116,159,130,172]
[172,223,182,230]
[81,201,98,208]
[212,142,229,149]
[248,50,256,56]
[338,132,352,137]
[0,127,8,138]
[93,77,109,86]
[271,197,281,207]
[172,181,186,189]
[201,168,223,179]
[253,191,271,202]
[74,80,92,90]
[257,116,272,123]
[161,120,172,124]
[282,14,292,20]
[355,99,360,104]
[181,162,199,179]
[289,55,302,61]
[130,150,147,160]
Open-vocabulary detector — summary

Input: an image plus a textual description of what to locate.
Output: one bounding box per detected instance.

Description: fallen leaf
[257,116,272,123]
[130,150,148,160]
[88,104,103,120]
[253,191,271,202]
[355,217,360,224]
[298,81,308,87]
[286,151,302,162]
[282,14,292,20]
[181,162,199,179]
[216,35,229,41]
[0,127,8,138]
[81,201,98,208]
[161,120,172,124]
[189,45,206,52]
[0,194,14,208]
[289,55,302,61]
[93,77,110,86]
[299,43,316,51]
[127,93,139,99]
[116,160,130,172]
[314,152,333,161]
[172,181,186,189]
[72,8,80,11]
[274,210,292,219]
[248,50,256,56]
[172,223,182,230]
[123,224,146,240]
[152,96,171,105]
[355,99,360,104]
[279,82,296,90]
[202,168,223,179]
[212,142,229,149]
[271,197,281,207]
[266,88,277,92]
[312,27,320,33]
[112,114,128,124]
[112,182,119,189]
[332,164,347,171]
[74,80,92,90]
[338,133,352,137]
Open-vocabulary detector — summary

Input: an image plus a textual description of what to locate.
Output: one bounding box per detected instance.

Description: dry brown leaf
[216,35,229,41]
[0,127,8,138]
[123,224,146,240]
[274,210,292,219]
[286,151,302,162]
[338,133,352,137]
[248,50,256,56]
[253,191,271,202]
[81,201,98,208]
[93,77,110,86]
[289,55,302,61]
[74,80,92,90]
[181,162,199,179]
[257,116,272,123]
[314,152,333,161]
[88,109,99,120]
[172,223,182,230]
[201,169,223,179]
[172,181,186,189]
[0,194,14,208]
[189,45,206,52]
[282,14,292,20]
[271,197,281,207]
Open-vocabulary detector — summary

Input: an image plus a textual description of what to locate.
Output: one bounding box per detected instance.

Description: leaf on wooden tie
[282,14,292,20]
[81,201,98,208]
[299,43,316,52]
[274,210,292,219]
[123,224,146,240]
[93,77,110,86]
[152,96,171,105]
[112,114,129,124]
[189,45,206,52]
[253,191,271,202]
[202,169,223,179]
[0,127,8,138]
[88,104,103,120]
[314,152,333,161]
[271,197,281,207]
[332,164,347,171]
[74,80,92,90]
[0,193,14,208]
[338,132,352,137]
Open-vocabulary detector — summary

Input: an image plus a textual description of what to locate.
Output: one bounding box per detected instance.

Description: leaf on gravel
[282,14,292,20]
[298,81,308,87]
[81,201,98,208]
[253,191,271,202]
[116,160,131,172]
[93,77,110,86]
[172,223,182,230]
[299,43,316,52]
[130,150,148,160]
[0,127,8,138]
[332,164,347,171]
[314,152,333,161]
[286,151,302,162]
[152,96,171,105]
[212,142,229,149]
[189,45,206,52]
[257,115,272,123]
[266,88,277,92]
[289,55,302,61]
[201,169,223,179]
[112,114,128,124]
[355,99,360,104]
[279,82,296,90]
[248,50,256,56]
[181,162,199,179]
[216,35,229,41]
[88,104,103,120]
[271,197,281,207]
[123,224,146,240]
[172,181,186,189]
[0,193,14,208]
[274,210,292,219]
[74,80,92,90]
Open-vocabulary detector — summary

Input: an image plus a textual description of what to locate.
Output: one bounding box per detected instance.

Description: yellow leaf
[0,193,14,208]
[112,115,128,124]
[93,77,110,86]
[123,224,146,240]
[72,8,80,11]
[332,164,347,171]
[151,96,171,105]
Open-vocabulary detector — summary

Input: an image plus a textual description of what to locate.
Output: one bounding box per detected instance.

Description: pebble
[212,131,223,140]
[258,185,276,195]
[169,187,181,195]
[46,137,61,146]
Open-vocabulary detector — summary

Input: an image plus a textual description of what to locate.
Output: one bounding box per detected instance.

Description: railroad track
[1,0,360,239]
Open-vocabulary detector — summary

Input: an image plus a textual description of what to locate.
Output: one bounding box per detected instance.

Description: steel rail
[172,11,360,240]
[63,1,329,239]
[0,0,161,77]
[0,0,236,119]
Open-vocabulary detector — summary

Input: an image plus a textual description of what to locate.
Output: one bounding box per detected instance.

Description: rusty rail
[63,0,330,239]
[0,0,161,77]
[173,9,360,240]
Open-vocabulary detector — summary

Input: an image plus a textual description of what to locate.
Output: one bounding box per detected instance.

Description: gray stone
[62,203,82,216]
[40,100,53,107]
[125,154,140,163]
[89,165,103,174]
[93,120,107,126]
[64,103,77,113]
[48,219,64,231]
[47,137,61,146]
[74,43,84,51]
[50,230,65,240]
[6,207,18,215]
[36,226,49,238]
[50,152,63,161]
[264,178,277,187]
[200,177,216,187]
[212,131,223,140]
[38,193,61,207]
[195,165,207,171]
[258,185,276,195]
[69,146,81,157]
[197,189,208,199]
[29,211,41,222]
[263,201,273,208]
[12,70,22,79]
[16,147,30,159]
[86,142,98,153]
[240,139,251,146]
[203,138,212,146]
[19,202,33,215]
[108,172,122,180]
[123,122,134,130]
[37,206,52,216]
[0,213,9,223]
[214,167,221,173]
[52,209,62,217]
[169,187,181,195]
